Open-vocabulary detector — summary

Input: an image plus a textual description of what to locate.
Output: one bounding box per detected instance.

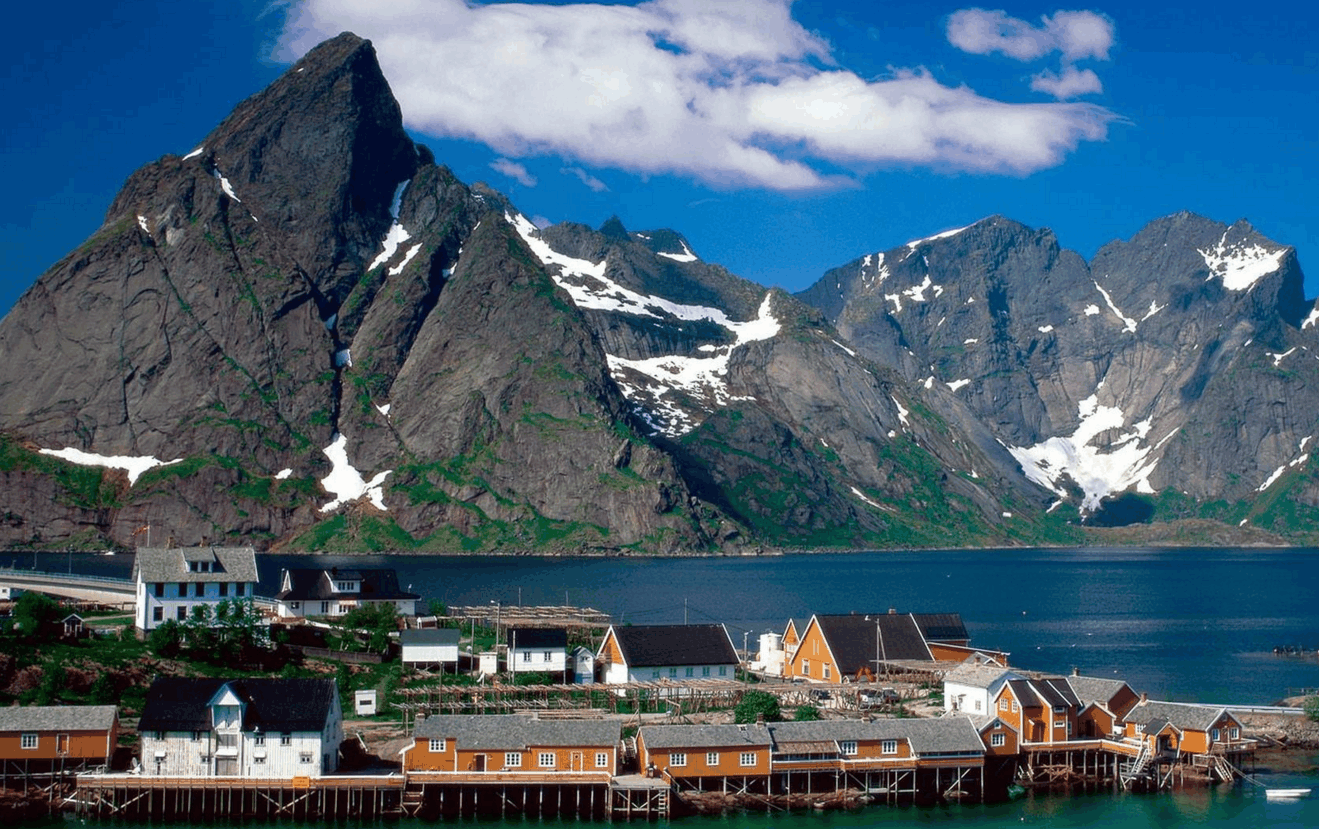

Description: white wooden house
[133,547,259,632]
[400,628,460,671]
[507,628,568,678]
[943,663,1021,715]
[137,677,342,778]
[273,567,420,618]
[596,624,739,685]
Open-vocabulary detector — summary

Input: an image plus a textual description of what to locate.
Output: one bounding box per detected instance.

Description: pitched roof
[911,613,969,643]
[0,705,117,732]
[1033,677,1081,709]
[1125,701,1238,733]
[813,614,933,673]
[274,567,419,602]
[415,714,620,748]
[944,663,1017,689]
[137,677,337,733]
[765,719,984,756]
[509,628,568,650]
[607,624,738,668]
[133,547,258,584]
[640,723,771,750]
[401,628,460,647]
[1066,676,1133,707]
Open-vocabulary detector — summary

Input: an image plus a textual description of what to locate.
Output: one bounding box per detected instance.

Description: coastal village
[0,546,1313,820]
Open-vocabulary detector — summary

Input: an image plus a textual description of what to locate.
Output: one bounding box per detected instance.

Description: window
[669,668,678,678]
[739,752,756,767]
[506,752,522,767]
[254,755,266,764]
[429,739,445,753]
[718,666,727,676]
[596,752,609,768]
[153,607,163,622]
[191,731,203,742]
[154,582,165,597]
[651,669,661,679]
[881,740,898,755]
[840,741,857,756]
[823,664,831,680]
[20,733,37,750]
[178,583,187,597]
[321,602,330,614]
[802,658,810,675]
[706,752,719,766]
[219,582,228,597]
[1054,720,1065,730]
[1011,700,1019,713]
[522,651,532,663]
[702,666,711,677]
[542,651,552,662]
[975,700,982,711]
[195,582,205,597]
[538,752,555,768]
[300,753,313,764]
[990,733,1006,747]
[670,753,687,767]
[236,583,245,597]
[255,734,266,747]
[999,698,1009,711]
[154,731,165,741]
[685,667,694,678]
[177,606,187,621]
[1211,728,1221,742]
[1230,727,1240,740]
[280,733,292,746]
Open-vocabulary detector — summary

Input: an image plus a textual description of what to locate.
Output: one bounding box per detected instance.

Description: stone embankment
[1239,700,1319,750]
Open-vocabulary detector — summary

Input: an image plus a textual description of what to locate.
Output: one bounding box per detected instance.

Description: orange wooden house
[1067,675,1140,740]
[785,611,1002,682]
[0,705,119,774]
[636,724,772,792]
[1121,700,1252,761]
[991,677,1081,746]
[402,714,621,781]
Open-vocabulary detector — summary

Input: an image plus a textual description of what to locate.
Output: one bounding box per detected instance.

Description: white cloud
[562,166,609,192]
[1030,66,1102,99]
[947,9,1114,62]
[491,157,537,186]
[280,0,1116,188]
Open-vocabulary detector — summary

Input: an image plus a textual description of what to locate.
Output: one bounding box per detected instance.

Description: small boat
[1265,788,1311,799]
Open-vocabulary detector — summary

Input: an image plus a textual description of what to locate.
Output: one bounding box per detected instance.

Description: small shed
[354,689,378,716]
[62,613,86,639]
[572,646,596,684]
[400,628,460,672]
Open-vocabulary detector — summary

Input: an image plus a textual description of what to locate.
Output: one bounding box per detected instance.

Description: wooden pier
[71,773,406,819]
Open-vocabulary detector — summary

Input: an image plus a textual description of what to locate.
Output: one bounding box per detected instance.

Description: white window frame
[839,740,857,756]
[300,752,313,764]
[20,733,37,750]
[823,663,831,680]
[595,752,609,768]
[1211,727,1221,742]
[671,752,687,767]
[718,666,727,676]
[706,751,718,766]
[506,752,523,768]
[538,752,555,768]
[429,738,445,753]
[739,752,756,767]
[881,740,898,755]
[1230,727,1240,740]
[991,733,1006,747]
[999,698,1009,711]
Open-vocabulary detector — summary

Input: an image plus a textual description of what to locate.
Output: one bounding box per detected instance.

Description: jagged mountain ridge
[0,33,1044,552]
[796,214,1319,531]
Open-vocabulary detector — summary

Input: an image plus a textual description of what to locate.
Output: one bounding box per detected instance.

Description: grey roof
[401,628,460,646]
[608,624,738,668]
[1125,701,1238,732]
[415,715,620,748]
[766,718,984,756]
[0,705,118,733]
[133,547,258,584]
[640,723,771,750]
[911,613,969,643]
[943,663,1017,689]
[1033,677,1081,709]
[1066,676,1133,707]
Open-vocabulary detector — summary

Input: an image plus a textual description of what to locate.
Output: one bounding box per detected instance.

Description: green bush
[1305,695,1319,722]
[734,690,782,724]
[793,704,822,722]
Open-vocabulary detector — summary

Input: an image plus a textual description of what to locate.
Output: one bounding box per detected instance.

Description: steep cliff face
[797,214,1319,530]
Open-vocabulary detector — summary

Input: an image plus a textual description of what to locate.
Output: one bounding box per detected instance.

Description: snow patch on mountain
[850,486,886,510]
[368,180,412,271]
[38,447,183,486]
[1094,281,1137,333]
[892,396,909,427]
[1008,395,1171,512]
[861,252,890,287]
[319,433,391,512]
[389,243,422,276]
[137,215,151,237]
[213,169,241,203]
[1084,304,1100,316]
[948,379,971,391]
[905,224,972,254]
[1303,307,1319,330]
[183,146,205,160]
[1268,347,1297,367]
[657,240,698,263]
[1198,232,1287,291]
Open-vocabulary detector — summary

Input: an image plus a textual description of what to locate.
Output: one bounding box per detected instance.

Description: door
[56,734,70,755]
[472,754,486,772]
[570,751,583,771]
[216,757,238,776]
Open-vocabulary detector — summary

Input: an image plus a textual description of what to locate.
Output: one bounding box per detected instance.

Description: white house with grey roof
[401,628,460,671]
[133,546,259,632]
[943,663,1021,715]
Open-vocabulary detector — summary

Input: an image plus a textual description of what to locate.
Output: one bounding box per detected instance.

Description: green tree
[793,704,822,722]
[35,662,66,705]
[734,690,782,724]
[12,592,62,640]
[1305,695,1319,722]
[148,619,184,658]
[334,604,399,654]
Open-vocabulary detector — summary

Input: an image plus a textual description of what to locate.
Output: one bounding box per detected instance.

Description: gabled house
[943,663,1021,715]
[0,705,119,768]
[137,677,342,778]
[133,546,259,632]
[596,624,739,684]
[1066,674,1140,739]
[403,714,620,779]
[507,628,569,678]
[273,567,420,618]
[1122,700,1252,760]
[786,613,935,682]
[993,676,1081,745]
[400,628,460,672]
[637,724,771,789]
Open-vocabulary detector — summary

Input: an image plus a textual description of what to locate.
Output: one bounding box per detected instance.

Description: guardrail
[0,569,136,589]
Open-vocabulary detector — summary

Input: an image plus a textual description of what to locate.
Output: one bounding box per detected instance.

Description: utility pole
[684,597,688,625]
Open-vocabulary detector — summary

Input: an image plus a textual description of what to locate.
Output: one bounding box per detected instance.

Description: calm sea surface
[7,546,1319,827]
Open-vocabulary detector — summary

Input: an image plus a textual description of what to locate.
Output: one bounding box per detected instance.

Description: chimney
[1140,692,1148,703]
[755,713,765,724]
[888,607,897,615]
[416,713,426,723]
[1071,666,1079,677]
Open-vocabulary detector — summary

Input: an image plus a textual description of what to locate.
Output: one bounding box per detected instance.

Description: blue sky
[3,0,1317,317]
